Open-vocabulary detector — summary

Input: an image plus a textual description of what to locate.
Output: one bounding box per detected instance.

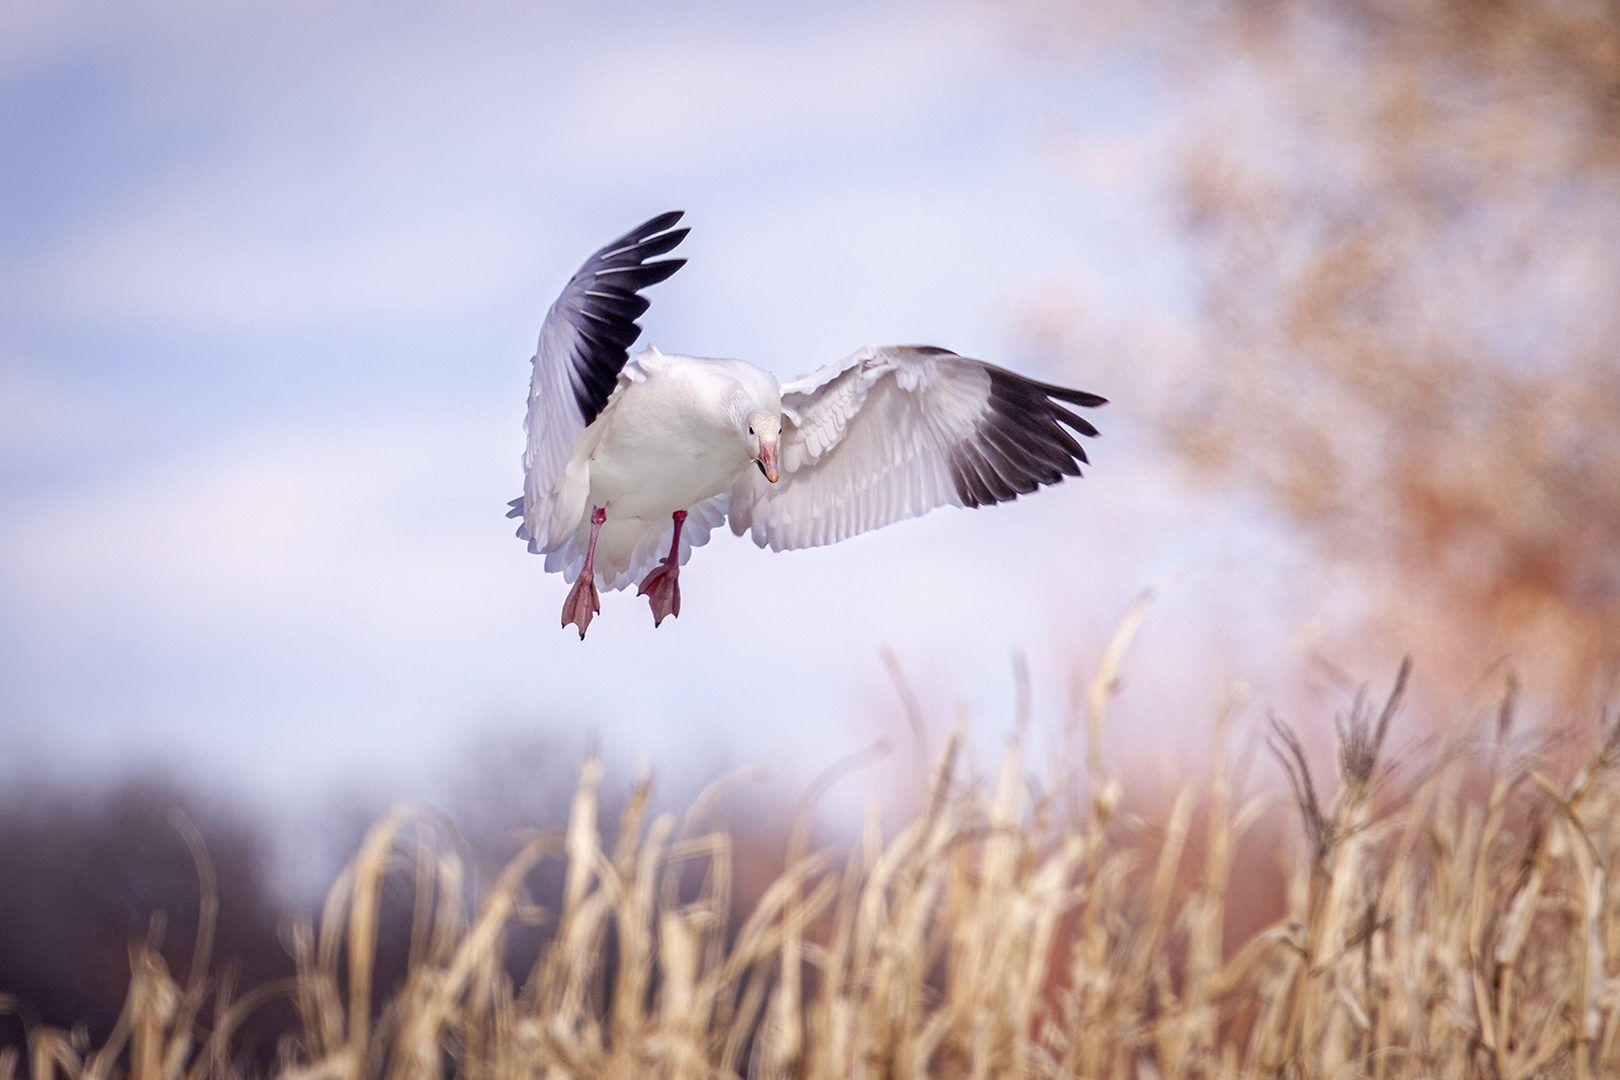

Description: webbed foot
[561,573,601,639]
[637,560,681,627]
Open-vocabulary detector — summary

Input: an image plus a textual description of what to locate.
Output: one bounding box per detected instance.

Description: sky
[0,0,1318,884]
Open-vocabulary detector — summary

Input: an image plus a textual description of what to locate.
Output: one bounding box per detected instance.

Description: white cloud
[553,8,1002,169]
[0,409,522,639]
[42,210,530,330]
[0,363,121,459]
[21,2,1035,333]
[0,0,102,79]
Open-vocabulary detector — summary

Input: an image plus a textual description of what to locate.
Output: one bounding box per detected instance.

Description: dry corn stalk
[9,660,1620,1079]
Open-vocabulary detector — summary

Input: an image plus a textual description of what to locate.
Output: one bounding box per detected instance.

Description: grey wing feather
[727,345,1105,551]
[512,211,688,552]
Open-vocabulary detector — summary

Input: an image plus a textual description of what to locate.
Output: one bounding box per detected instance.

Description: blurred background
[2,0,1618,1033]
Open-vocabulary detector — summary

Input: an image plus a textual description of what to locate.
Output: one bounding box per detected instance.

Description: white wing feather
[727,345,1105,552]
[727,347,983,551]
[519,314,593,552]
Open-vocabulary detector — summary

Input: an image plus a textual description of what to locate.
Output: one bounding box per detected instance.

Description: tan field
[8,614,1618,1080]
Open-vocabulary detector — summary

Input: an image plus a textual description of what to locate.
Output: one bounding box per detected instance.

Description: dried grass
[6,634,1620,1079]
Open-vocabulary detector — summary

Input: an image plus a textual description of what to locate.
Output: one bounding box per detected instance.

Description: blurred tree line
[1022,0,1620,710]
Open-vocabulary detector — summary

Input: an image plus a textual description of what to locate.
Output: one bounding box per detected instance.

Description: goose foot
[638,562,680,626]
[638,510,687,627]
[561,574,600,639]
[562,506,607,639]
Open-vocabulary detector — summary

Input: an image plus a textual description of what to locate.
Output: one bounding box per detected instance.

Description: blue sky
[0,0,1313,883]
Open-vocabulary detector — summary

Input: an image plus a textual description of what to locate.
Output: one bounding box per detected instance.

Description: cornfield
[4,621,1619,1080]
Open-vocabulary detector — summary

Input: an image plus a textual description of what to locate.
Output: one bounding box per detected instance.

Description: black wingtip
[595,213,688,262]
[632,227,689,259]
[1009,371,1108,410]
[948,364,1108,508]
[639,209,685,235]
[1052,387,1109,409]
[598,257,685,289]
[561,214,692,427]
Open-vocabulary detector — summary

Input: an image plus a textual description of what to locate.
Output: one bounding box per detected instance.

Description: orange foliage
[1028,0,1620,707]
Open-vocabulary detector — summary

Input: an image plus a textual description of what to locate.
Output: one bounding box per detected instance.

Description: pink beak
[756,439,780,483]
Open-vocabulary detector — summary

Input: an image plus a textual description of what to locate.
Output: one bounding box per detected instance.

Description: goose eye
[748,425,754,434]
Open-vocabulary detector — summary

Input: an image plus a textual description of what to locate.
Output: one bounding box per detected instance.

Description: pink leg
[561,507,606,639]
[637,510,688,627]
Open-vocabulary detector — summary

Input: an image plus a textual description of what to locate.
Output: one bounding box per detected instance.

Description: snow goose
[509,211,1107,638]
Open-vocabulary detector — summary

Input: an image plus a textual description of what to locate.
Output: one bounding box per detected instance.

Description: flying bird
[510,212,1107,638]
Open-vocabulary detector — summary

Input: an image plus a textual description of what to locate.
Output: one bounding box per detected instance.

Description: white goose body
[510,212,1107,637]
[544,350,781,591]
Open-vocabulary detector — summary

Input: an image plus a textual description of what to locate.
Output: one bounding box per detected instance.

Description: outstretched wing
[509,211,689,552]
[726,345,1106,551]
